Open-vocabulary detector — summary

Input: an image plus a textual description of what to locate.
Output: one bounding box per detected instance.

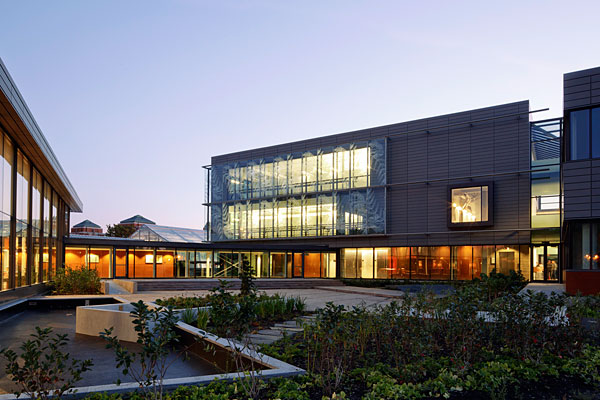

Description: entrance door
[532,244,559,282]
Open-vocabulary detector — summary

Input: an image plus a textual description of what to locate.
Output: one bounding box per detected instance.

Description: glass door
[114,248,128,278]
[532,244,559,282]
[546,245,559,281]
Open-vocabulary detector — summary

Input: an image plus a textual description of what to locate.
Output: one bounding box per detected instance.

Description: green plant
[51,267,101,295]
[179,307,197,325]
[476,269,527,301]
[197,308,210,330]
[239,255,256,297]
[100,301,182,400]
[0,327,93,400]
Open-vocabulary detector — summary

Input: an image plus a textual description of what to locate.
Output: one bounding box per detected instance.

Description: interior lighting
[585,254,591,260]
[593,255,599,260]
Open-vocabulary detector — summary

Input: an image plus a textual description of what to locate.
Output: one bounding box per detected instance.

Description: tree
[105,224,137,238]
[239,254,256,297]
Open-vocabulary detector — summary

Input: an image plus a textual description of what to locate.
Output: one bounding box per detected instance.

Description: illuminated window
[145,255,163,264]
[449,185,492,226]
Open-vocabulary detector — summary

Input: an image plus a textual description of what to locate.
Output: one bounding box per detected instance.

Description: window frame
[447,182,494,229]
[565,105,600,161]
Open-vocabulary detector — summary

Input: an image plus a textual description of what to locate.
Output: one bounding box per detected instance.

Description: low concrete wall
[113,279,137,293]
[76,303,139,342]
[565,270,600,295]
[0,283,49,304]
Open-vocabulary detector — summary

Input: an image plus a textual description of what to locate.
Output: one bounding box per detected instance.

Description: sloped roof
[120,215,156,225]
[72,219,101,229]
[129,224,206,243]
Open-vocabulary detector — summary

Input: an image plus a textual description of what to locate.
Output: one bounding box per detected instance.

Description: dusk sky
[1,1,599,230]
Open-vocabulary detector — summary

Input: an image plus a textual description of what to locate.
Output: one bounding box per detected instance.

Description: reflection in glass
[211,139,386,241]
[341,248,357,278]
[357,248,373,279]
[570,109,590,160]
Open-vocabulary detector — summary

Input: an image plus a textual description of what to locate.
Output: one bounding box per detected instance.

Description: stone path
[242,315,316,346]
[520,283,566,296]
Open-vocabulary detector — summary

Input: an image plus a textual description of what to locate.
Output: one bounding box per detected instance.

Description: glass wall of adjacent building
[64,246,337,279]
[566,220,600,271]
[209,139,387,241]
[340,246,530,280]
[0,129,70,292]
[530,119,561,229]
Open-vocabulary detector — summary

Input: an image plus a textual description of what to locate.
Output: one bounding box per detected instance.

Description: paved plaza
[107,281,402,311]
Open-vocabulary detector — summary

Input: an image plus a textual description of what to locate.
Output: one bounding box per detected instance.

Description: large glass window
[450,186,489,224]
[568,221,600,270]
[569,109,591,160]
[1,136,12,290]
[210,139,386,241]
[341,248,357,278]
[593,108,600,159]
[568,107,600,160]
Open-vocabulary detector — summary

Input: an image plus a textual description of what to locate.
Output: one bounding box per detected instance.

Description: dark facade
[562,67,600,292]
[207,101,541,281]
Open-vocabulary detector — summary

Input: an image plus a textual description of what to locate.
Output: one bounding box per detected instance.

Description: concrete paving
[521,283,566,296]
[115,287,399,311]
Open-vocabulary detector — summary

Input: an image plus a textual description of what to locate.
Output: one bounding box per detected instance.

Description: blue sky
[1,0,599,230]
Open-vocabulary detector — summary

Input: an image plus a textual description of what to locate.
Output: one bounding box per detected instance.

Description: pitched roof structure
[119,215,156,225]
[72,219,101,229]
[129,224,206,243]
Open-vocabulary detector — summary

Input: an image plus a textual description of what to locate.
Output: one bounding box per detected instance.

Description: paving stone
[245,334,278,345]
[257,329,283,337]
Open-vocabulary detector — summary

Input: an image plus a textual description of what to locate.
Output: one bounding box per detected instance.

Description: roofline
[211,100,530,162]
[0,58,82,212]
[64,236,329,251]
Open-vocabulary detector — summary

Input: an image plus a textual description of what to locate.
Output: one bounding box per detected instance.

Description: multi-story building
[0,58,82,302]
[61,65,599,294]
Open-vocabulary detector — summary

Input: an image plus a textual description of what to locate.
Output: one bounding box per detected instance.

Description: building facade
[562,67,600,294]
[206,100,550,281]
[61,65,598,293]
[0,58,82,301]
[71,220,102,236]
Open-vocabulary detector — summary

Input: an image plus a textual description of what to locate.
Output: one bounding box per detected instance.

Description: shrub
[179,307,197,325]
[51,267,101,295]
[100,301,182,400]
[0,327,93,400]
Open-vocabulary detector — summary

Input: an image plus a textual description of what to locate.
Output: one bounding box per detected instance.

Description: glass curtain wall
[211,139,386,241]
[0,136,12,290]
[341,246,530,280]
[31,169,42,284]
[15,152,30,286]
[531,119,561,229]
[0,129,70,291]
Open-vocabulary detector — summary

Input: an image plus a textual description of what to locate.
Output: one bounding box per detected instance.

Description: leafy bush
[0,327,93,400]
[51,267,101,295]
[475,269,527,301]
[155,295,210,308]
[100,301,182,400]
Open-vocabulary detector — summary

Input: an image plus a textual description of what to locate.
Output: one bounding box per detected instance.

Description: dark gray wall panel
[211,100,532,247]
